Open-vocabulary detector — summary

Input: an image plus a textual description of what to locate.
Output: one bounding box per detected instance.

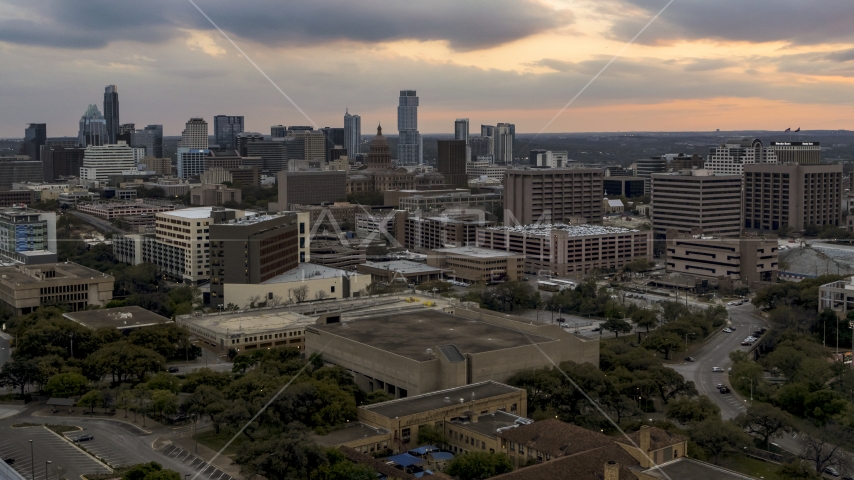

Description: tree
[44,372,89,398]
[445,451,513,480]
[690,418,752,464]
[0,357,43,396]
[800,429,845,474]
[643,332,682,360]
[311,449,377,480]
[666,396,720,425]
[123,462,164,480]
[236,427,329,479]
[632,308,658,332]
[85,341,165,382]
[734,403,796,450]
[314,289,329,301]
[79,389,104,414]
[649,366,697,405]
[291,285,310,303]
[777,460,822,480]
[417,424,449,447]
[602,317,632,338]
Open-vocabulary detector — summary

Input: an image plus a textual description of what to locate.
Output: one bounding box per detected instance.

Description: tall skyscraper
[454,119,469,143]
[271,125,288,138]
[397,90,422,165]
[344,109,361,161]
[116,123,135,144]
[177,118,209,178]
[23,123,46,161]
[213,115,244,150]
[320,127,345,162]
[131,125,164,158]
[78,105,108,147]
[495,123,515,165]
[103,85,119,144]
[437,140,468,188]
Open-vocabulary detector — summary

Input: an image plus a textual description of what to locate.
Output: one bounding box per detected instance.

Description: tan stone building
[665,229,778,287]
[395,211,492,250]
[0,263,114,315]
[651,169,743,239]
[504,168,604,225]
[190,184,242,206]
[427,246,523,284]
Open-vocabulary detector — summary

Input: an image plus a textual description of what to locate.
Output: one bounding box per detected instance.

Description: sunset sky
[2,0,854,137]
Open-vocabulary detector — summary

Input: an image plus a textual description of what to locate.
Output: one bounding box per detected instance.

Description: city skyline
[2,1,854,137]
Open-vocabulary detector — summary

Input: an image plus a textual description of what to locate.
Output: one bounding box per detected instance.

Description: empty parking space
[0,426,110,480]
[65,432,136,468]
[159,444,237,480]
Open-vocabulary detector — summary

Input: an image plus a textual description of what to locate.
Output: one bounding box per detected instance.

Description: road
[67,210,125,235]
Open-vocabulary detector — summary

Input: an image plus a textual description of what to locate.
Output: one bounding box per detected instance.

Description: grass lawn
[718,454,784,480]
[194,430,250,457]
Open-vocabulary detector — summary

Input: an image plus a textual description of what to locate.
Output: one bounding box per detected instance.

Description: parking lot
[159,444,238,480]
[64,430,137,468]
[0,426,110,479]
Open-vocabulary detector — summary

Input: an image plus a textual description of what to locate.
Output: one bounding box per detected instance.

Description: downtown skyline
[2,0,854,137]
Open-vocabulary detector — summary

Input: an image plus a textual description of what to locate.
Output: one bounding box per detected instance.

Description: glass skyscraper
[23,123,46,161]
[78,104,108,147]
[214,115,244,150]
[344,109,361,160]
[104,85,119,144]
[397,90,422,165]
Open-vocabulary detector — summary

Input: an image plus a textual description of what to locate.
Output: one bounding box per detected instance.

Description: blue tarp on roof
[408,445,439,455]
[414,470,434,478]
[429,452,454,461]
[386,453,423,468]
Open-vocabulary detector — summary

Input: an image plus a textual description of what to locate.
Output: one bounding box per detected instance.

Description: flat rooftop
[487,223,638,237]
[362,381,522,420]
[63,306,171,330]
[312,422,389,447]
[643,458,755,480]
[263,263,356,284]
[360,260,446,274]
[433,246,520,258]
[179,308,314,334]
[159,207,231,219]
[312,309,556,361]
[451,410,531,437]
[0,262,112,285]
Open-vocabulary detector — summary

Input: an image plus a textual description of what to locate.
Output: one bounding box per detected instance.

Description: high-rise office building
[770,141,821,165]
[437,140,468,188]
[80,142,136,181]
[289,129,326,162]
[236,132,264,156]
[529,149,552,167]
[271,125,288,138]
[78,105,108,147]
[131,125,163,158]
[397,90,422,165]
[0,156,43,187]
[214,115,244,150]
[344,109,361,161]
[704,137,778,175]
[744,163,842,231]
[116,123,135,144]
[103,85,119,144]
[23,123,46,161]
[320,127,345,162]
[504,168,604,226]
[177,118,209,178]
[455,119,470,143]
[42,143,86,182]
[636,157,668,195]
[495,123,515,165]
[651,169,743,239]
[246,141,288,173]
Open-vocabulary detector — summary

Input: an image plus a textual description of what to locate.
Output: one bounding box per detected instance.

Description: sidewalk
[157,428,244,480]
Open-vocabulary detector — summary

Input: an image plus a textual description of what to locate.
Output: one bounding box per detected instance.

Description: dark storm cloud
[0,0,570,51]
[608,0,854,46]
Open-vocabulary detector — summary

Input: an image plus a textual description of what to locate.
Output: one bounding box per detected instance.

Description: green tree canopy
[445,451,513,480]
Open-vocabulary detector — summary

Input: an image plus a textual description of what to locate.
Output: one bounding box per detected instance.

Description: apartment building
[743,163,842,231]
[651,169,742,239]
[477,224,651,276]
[503,168,603,226]
[665,230,778,287]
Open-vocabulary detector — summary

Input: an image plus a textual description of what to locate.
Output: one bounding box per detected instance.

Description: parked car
[824,466,840,477]
[167,367,179,373]
[712,367,724,372]
[73,434,94,442]
[722,328,732,333]
[715,383,725,389]
[741,341,752,346]
[685,357,695,362]
[729,326,737,331]
[719,386,731,394]
[592,327,601,332]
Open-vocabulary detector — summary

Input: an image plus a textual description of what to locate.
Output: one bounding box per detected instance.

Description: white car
[712,367,724,372]
[723,328,732,333]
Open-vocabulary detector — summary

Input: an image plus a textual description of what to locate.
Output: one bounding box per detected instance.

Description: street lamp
[45,461,51,480]
[740,376,754,401]
[29,440,34,480]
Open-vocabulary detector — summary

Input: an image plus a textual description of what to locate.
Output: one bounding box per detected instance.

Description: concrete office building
[199,167,232,185]
[213,115,244,150]
[23,123,46,161]
[189,184,242,206]
[78,104,108,147]
[80,142,136,181]
[665,230,778,287]
[344,109,362,162]
[116,123,135,144]
[271,125,287,138]
[503,168,604,226]
[0,263,113,315]
[398,90,422,165]
[305,307,599,397]
[235,132,264,156]
[142,156,171,176]
[208,212,304,307]
[477,224,652,276]
[77,202,173,220]
[466,161,506,182]
[131,125,164,158]
[603,177,645,198]
[177,307,315,353]
[357,260,449,284]
[276,170,347,208]
[0,156,43,188]
[320,127,346,163]
[428,246,523,284]
[669,153,704,171]
[103,85,119,144]
[495,123,515,165]
[309,240,367,270]
[651,169,743,239]
[394,211,491,250]
[230,166,260,187]
[635,157,667,195]
[0,190,35,207]
[288,129,326,162]
[398,191,503,214]
[705,137,778,175]
[744,163,843,231]
[437,140,468,188]
[770,141,820,165]
[177,118,209,178]
[246,141,288,174]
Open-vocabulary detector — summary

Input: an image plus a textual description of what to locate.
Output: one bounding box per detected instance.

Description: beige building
[0,262,113,315]
[504,168,604,226]
[190,184,242,206]
[77,202,174,219]
[143,157,173,176]
[477,224,652,276]
[176,307,314,353]
[651,169,742,239]
[427,246,523,284]
[665,230,777,288]
[394,211,491,250]
[305,307,599,398]
[357,260,450,284]
[744,163,843,232]
[770,141,821,165]
[199,167,232,185]
[223,263,370,308]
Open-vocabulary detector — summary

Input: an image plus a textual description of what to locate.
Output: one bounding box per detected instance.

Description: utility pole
[30,440,34,480]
